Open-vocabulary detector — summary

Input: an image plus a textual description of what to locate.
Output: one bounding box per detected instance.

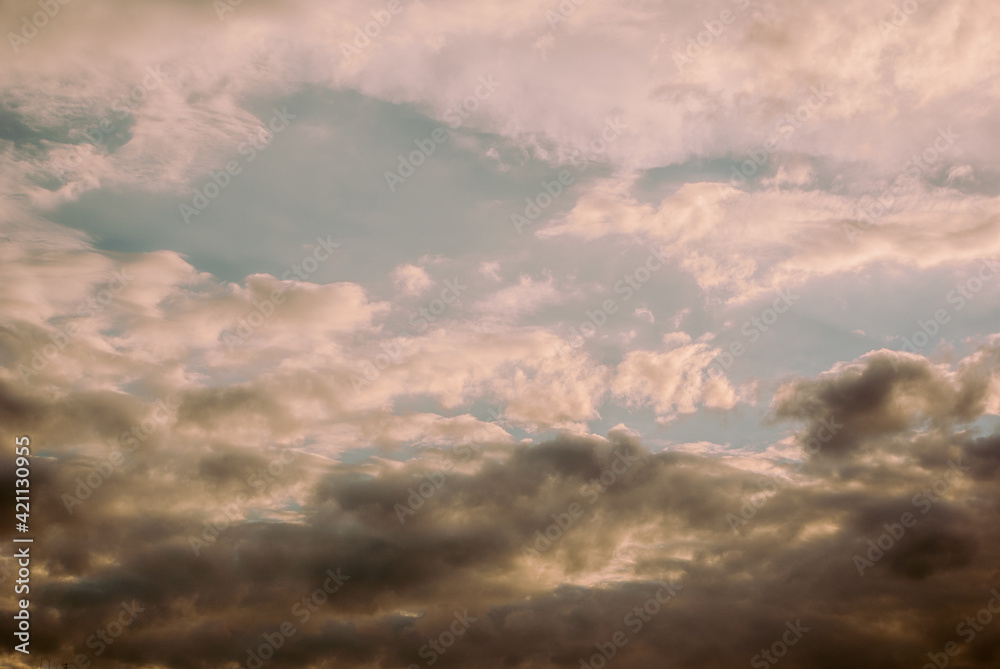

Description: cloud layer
[1,0,999,666]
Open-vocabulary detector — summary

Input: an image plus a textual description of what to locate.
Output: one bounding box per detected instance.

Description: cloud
[539,176,1000,303]
[612,333,738,422]
[3,343,1000,667]
[771,348,996,460]
[2,0,1000,666]
[472,274,561,320]
[0,0,996,218]
[392,263,433,296]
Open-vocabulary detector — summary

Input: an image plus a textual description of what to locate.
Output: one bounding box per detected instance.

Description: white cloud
[392,263,433,295]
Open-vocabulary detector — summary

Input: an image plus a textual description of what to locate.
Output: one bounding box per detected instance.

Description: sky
[1,0,1000,667]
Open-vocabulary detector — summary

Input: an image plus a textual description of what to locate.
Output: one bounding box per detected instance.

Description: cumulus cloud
[2,0,999,666]
[3,345,1000,667]
[471,274,561,320]
[613,333,738,422]
[392,264,433,296]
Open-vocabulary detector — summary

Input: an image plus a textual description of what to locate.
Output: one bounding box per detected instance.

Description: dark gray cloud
[2,350,1000,667]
